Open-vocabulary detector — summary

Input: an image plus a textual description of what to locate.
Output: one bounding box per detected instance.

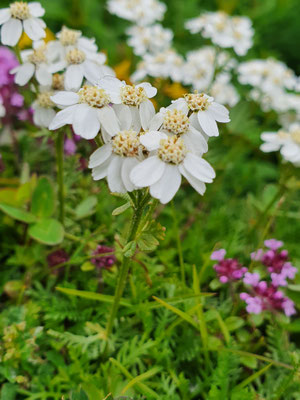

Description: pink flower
[64,138,77,156]
[211,249,226,261]
[245,296,263,314]
[271,273,287,287]
[250,249,264,261]
[264,239,283,250]
[243,272,260,286]
[91,245,116,269]
[282,299,296,316]
[213,255,247,284]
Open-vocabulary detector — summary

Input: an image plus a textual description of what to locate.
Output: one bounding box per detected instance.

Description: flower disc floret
[66,48,86,65]
[78,85,110,108]
[37,92,54,108]
[184,92,209,111]
[158,136,187,164]
[162,109,189,135]
[10,1,30,20]
[28,46,47,65]
[112,130,140,157]
[120,85,147,106]
[59,27,80,46]
[52,74,64,91]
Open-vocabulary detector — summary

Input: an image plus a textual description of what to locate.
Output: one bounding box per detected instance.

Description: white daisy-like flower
[56,26,98,54]
[49,85,119,139]
[0,1,46,46]
[130,132,216,204]
[10,40,53,86]
[148,99,208,155]
[210,73,239,107]
[126,24,173,56]
[260,123,300,166]
[179,92,230,137]
[97,76,157,131]
[107,0,166,26]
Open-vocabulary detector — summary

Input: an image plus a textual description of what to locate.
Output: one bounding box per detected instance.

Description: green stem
[14,45,22,64]
[171,200,185,285]
[55,131,65,225]
[105,192,148,339]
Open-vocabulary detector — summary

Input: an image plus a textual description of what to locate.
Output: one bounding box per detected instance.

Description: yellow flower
[163,82,187,99]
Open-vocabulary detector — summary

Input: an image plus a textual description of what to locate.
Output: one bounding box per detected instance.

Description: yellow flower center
[59,26,81,46]
[66,48,86,65]
[158,136,187,164]
[162,109,189,135]
[78,85,110,108]
[37,92,54,108]
[120,85,147,106]
[28,45,47,65]
[10,1,30,20]
[52,73,65,91]
[291,129,300,144]
[184,92,210,112]
[111,130,140,157]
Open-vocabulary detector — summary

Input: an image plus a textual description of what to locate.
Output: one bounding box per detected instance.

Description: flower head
[91,245,116,269]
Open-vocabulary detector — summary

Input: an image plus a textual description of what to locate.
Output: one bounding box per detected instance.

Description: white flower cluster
[261,123,300,166]
[185,11,254,56]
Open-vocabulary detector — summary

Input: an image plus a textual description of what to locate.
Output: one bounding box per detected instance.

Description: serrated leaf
[0,202,37,223]
[74,196,97,219]
[123,241,136,257]
[28,218,64,245]
[112,201,131,216]
[137,233,159,251]
[31,177,55,217]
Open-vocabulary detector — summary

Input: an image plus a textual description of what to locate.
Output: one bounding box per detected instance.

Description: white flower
[178,92,230,137]
[11,41,53,86]
[210,73,239,107]
[148,99,208,155]
[49,85,119,139]
[0,2,46,46]
[260,123,300,166]
[185,11,254,56]
[130,132,216,203]
[107,0,166,26]
[126,24,173,56]
[56,26,98,54]
[97,76,157,131]
[32,86,56,128]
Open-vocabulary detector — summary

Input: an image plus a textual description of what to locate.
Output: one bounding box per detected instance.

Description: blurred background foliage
[0,0,299,72]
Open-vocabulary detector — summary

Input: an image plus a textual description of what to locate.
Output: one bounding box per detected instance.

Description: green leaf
[56,287,131,307]
[74,196,97,219]
[28,218,64,245]
[123,240,136,257]
[240,355,258,369]
[0,383,17,400]
[0,202,37,223]
[112,201,131,216]
[225,316,245,331]
[31,177,55,217]
[137,233,159,251]
[70,389,89,400]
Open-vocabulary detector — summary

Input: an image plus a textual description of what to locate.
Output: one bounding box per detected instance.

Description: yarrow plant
[211,239,297,317]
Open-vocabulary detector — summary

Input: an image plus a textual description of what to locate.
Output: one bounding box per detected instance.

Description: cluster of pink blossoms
[211,239,297,317]
[0,47,30,124]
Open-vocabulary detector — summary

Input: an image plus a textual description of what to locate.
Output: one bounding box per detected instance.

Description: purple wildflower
[91,245,116,269]
[211,250,247,284]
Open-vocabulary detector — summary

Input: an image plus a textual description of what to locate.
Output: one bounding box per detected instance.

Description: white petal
[1,18,22,46]
[197,110,219,137]
[28,2,45,17]
[73,104,100,139]
[92,157,111,180]
[130,156,166,187]
[65,65,84,91]
[140,99,155,131]
[23,17,45,41]
[136,82,157,98]
[49,104,78,130]
[179,164,206,195]
[97,106,119,137]
[121,157,139,192]
[113,104,132,130]
[83,60,102,84]
[36,64,52,86]
[98,76,123,102]
[150,164,181,204]
[207,102,230,123]
[281,143,299,159]
[130,105,141,131]
[167,98,188,114]
[89,144,112,168]
[184,126,208,155]
[149,112,164,131]
[260,142,280,153]
[183,153,215,183]
[140,131,167,151]
[51,91,79,107]
[13,62,35,86]
[33,107,55,128]
[0,9,11,25]
[107,155,126,193]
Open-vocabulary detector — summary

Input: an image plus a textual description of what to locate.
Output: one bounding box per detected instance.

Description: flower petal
[167,98,188,114]
[0,9,11,25]
[207,102,230,123]
[23,17,45,41]
[130,156,165,187]
[33,107,55,128]
[92,157,111,180]
[184,126,208,155]
[36,64,52,86]
[51,91,79,107]
[140,99,155,131]
[107,155,126,193]
[28,2,45,17]
[97,106,119,137]
[150,164,181,204]
[1,18,22,46]
[130,105,141,131]
[65,64,84,91]
[97,76,123,103]
[197,110,219,137]
[121,157,139,192]
[136,82,157,98]
[49,104,78,130]
[89,144,112,168]
[73,104,100,139]
[183,152,215,183]
[179,164,206,195]
[83,60,102,84]
[13,62,35,86]
[148,112,164,131]
[140,131,167,151]
[113,104,132,130]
